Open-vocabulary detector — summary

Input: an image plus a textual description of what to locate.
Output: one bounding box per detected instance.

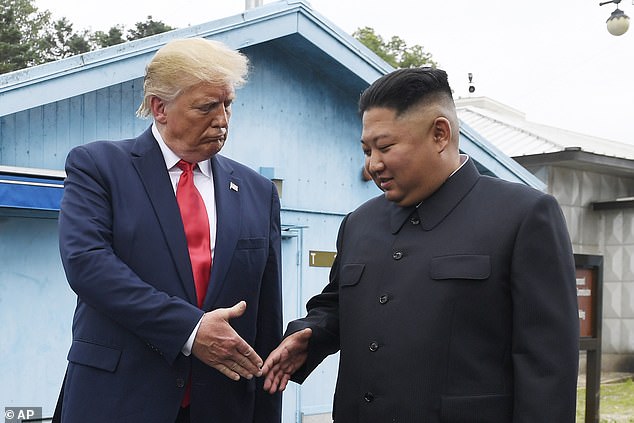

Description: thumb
[225,300,247,320]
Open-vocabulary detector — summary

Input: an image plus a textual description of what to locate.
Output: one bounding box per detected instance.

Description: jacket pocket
[430,254,490,280]
[441,393,512,422]
[68,339,122,372]
[235,237,266,250]
[339,263,365,287]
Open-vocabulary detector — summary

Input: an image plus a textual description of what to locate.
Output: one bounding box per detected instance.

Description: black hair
[358,67,453,116]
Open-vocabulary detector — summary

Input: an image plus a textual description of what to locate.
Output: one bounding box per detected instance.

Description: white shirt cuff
[182,317,203,356]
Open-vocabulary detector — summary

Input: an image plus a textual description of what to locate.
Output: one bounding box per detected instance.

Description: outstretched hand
[192,301,263,381]
[261,328,312,393]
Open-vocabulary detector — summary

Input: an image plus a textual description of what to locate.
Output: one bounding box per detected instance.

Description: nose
[367,152,384,174]
[212,104,229,129]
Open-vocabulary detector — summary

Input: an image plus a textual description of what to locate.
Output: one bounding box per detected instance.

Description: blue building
[0,1,542,420]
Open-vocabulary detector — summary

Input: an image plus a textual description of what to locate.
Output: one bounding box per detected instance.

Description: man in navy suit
[55,38,282,423]
[262,68,579,422]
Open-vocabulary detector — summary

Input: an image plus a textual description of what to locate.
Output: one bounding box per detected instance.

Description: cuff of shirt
[181,317,203,356]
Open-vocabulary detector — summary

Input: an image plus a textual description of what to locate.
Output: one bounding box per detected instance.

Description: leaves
[352,26,438,69]
[0,0,175,74]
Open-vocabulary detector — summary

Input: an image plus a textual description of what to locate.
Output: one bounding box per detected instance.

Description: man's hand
[191,301,263,381]
[261,328,312,393]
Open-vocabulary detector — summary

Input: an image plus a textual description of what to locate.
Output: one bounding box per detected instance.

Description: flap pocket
[430,254,490,280]
[340,263,365,287]
[68,339,122,372]
[236,237,266,250]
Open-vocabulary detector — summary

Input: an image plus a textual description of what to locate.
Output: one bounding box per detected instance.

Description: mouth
[375,176,393,191]
[208,128,227,141]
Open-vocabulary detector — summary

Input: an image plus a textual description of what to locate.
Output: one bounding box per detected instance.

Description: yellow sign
[309,250,337,267]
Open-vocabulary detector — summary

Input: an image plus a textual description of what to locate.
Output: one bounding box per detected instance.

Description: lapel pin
[230,182,239,192]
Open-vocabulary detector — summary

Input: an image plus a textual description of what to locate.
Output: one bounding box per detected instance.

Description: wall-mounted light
[600,0,630,36]
[468,73,475,94]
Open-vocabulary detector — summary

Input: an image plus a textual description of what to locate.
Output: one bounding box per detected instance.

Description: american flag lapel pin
[230,181,239,192]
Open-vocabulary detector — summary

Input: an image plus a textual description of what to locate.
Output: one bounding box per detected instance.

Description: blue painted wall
[0,216,75,415]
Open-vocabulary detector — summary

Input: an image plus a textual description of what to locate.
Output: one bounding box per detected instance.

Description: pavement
[577,371,633,387]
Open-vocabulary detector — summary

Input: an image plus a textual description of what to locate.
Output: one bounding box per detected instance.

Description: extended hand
[261,328,312,393]
[191,301,263,381]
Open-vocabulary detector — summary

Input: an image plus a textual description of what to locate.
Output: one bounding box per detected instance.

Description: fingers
[261,328,313,394]
[191,303,263,380]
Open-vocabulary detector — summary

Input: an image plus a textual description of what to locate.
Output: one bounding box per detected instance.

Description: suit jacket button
[176,378,185,388]
[392,251,403,260]
[369,341,379,352]
[364,392,375,403]
[379,295,388,304]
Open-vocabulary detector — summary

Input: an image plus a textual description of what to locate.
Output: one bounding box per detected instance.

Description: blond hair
[136,38,249,118]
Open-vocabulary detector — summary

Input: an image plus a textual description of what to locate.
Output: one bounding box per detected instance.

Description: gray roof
[456,97,634,161]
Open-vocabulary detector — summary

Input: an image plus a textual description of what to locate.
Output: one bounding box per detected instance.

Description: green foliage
[352,26,437,69]
[1,1,175,74]
[0,0,51,73]
[92,26,126,48]
[127,16,174,40]
[41,17,92,60]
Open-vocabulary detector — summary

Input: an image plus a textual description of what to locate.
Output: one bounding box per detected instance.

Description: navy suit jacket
[288,158,579,423]
[57,127,282,422]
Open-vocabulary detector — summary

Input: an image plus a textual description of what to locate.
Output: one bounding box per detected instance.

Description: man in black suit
[262,67,579,422]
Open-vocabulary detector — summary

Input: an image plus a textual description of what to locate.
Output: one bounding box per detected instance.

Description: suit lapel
[130,128,197,304]
[205,155,242,307]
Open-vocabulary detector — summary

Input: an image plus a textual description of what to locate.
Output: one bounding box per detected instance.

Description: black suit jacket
[56,127,282,423]
[288,158,579,423]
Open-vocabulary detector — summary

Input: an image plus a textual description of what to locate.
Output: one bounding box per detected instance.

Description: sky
[35,0,634,145]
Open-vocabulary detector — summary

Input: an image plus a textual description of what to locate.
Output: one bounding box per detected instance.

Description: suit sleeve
[59,146,203,364]
[254,183,283,422]
[286,216,348,384]
[510,194,579,422]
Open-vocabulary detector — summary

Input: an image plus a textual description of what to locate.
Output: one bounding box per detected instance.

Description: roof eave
[514,149,634,178]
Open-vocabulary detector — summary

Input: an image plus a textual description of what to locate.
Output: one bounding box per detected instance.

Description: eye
[196,103,216,113]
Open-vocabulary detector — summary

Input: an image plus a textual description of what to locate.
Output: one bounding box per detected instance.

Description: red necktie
[176,160,212,307]
[176,160,212,408]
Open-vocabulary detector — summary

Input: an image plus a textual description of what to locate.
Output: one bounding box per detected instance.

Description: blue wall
[0,216,75,415]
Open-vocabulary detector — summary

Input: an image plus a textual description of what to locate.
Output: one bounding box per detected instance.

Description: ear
[150,96,168,124]
[432,117,452,152]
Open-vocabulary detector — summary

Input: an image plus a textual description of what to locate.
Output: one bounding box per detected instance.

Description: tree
[92,25,126,48]
[41,17,92,61]
[0,0,51,73]
[127,16,174,40]
[352,27,437,69]
[1,2,176,75]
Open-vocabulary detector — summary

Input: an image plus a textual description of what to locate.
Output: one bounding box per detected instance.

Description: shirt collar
[152,122,212,177]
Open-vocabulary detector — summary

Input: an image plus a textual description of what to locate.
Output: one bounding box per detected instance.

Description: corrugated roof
[456,97,634,161]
